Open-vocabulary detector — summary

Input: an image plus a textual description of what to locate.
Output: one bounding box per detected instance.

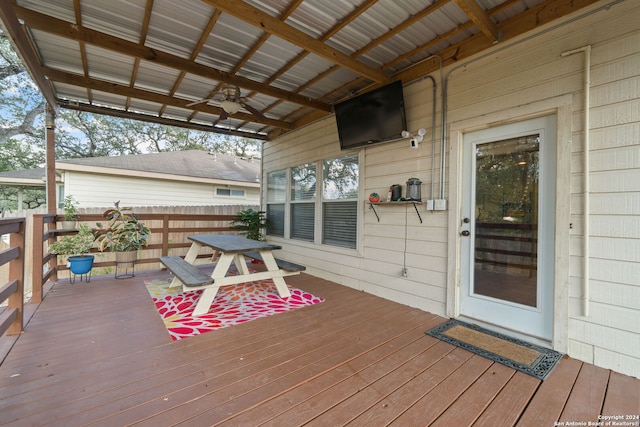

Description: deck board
[304,338,449,426]
[602,371,640,417]
[429,362,516,426]
[516,356,583,426]
[473,371,541,427]
[0,268,638,426]
[560,363,611,424]
[387,354,494,426]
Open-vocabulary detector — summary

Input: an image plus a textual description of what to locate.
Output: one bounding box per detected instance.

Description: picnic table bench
[242,252,306,273]
[159,256,213,287]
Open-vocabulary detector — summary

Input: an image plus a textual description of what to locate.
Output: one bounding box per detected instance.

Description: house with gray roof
[0,150,260,209]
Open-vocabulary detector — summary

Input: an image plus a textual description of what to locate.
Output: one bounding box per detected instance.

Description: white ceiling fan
[187,83,266,121]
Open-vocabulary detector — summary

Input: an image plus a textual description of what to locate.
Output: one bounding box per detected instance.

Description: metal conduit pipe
[562,45,592,317]
[422,74,438,201]
[406,55,442,202]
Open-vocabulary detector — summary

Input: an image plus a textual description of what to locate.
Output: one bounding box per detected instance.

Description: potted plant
[61,195,79,230]
[96,203,151,278]
[230,208,267,241]
[48,223,96,279]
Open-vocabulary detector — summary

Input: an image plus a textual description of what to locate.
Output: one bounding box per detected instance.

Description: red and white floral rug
[144,276,324,341]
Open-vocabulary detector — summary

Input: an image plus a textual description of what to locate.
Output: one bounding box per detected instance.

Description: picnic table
[160,234,305,316]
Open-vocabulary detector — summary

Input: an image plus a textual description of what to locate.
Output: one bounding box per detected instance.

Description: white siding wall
[263,0,640,378]
[63,172,259,208]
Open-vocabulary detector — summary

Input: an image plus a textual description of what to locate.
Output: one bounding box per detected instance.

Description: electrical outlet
[402,267,408,277]
[426,199,435,210]
[434,199,448,211]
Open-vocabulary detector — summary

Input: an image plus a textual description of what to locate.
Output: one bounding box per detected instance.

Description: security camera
[410,138,419,148]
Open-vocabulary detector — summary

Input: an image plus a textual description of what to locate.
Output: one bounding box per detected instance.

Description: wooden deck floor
[1,268,638,426]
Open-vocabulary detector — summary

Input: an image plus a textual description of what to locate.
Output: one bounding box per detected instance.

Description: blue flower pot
[68,255,94,275]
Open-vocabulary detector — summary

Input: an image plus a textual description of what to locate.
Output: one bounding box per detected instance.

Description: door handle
[461,230,470,236]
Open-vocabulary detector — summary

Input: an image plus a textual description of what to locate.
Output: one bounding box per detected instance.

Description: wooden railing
[31,210,244,299]
[0,218,25,337]
[31,214,58,303]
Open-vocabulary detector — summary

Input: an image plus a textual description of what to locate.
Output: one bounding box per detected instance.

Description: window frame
[215,187,245,197]
[266,153,360,250]
[321,153,359,248]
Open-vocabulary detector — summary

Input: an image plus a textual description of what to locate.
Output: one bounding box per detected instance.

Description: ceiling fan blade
[243,103,266,120]
[186,98,212,107]
[219,109,229,121]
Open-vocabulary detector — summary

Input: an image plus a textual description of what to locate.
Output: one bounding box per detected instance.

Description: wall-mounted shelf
[368,201,423,223]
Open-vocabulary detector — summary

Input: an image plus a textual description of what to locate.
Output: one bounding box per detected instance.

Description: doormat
[145,277,324,341]
[425,319,563,380]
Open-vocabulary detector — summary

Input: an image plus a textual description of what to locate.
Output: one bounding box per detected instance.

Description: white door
[460,115,556,341]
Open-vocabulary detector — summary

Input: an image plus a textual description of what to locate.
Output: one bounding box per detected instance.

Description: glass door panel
[474,136,539,307]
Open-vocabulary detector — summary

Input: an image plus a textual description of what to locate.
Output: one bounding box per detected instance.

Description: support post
[45,105,57,215]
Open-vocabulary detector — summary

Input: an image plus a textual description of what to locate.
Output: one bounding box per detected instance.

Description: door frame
[446,96,573,352]
[460,115,556,341]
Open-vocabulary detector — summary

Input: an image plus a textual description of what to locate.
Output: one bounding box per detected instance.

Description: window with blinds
[266,204,285,236]
[266,170,286,237]
[290,163,316,242]
[322,154,358,248]
[323,201,357,248]
[291,203,315,241]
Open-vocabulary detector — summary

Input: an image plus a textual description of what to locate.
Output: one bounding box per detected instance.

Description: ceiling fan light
[220,100,241,115]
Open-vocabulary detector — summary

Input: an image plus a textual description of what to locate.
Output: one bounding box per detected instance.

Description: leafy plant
[230,209,267,241]
[95,204,151,252]
[49,223,96,256]
[62,195,79,221]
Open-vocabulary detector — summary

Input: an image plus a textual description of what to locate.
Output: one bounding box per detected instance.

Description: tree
[0,30,47,210]
[322,154,359,199]
[0,138,44,171]
[0,32,45,146]
[54,111,143,158]
[53,111,262,158]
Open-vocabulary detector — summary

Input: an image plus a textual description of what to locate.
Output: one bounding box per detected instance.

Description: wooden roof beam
[453,0,500,42]
[202,0,390,85]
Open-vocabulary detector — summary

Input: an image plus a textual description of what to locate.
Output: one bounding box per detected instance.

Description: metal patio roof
[0,0,599,141]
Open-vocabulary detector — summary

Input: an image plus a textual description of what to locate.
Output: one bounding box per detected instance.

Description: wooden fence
[30,205,258,302]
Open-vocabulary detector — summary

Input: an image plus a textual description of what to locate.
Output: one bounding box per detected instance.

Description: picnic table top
[188,234,281,253]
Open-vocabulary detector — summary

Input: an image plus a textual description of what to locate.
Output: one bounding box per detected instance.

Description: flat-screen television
[334,80,407,150]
